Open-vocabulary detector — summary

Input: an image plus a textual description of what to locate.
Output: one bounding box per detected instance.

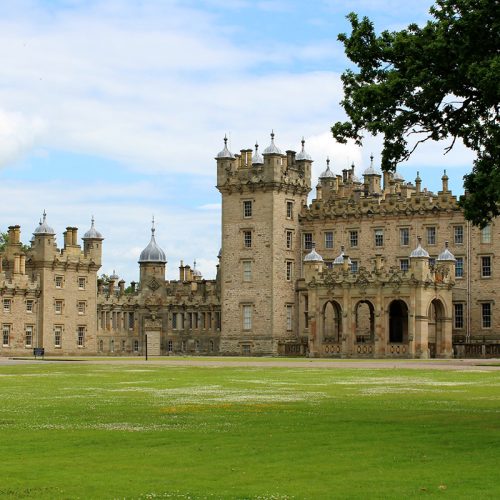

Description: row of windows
[1,325,86,347]
[242,200,295,220]
[302,224,493,250]
[453,303,492,329]
[241,260,295,282]
[172,312,221,330]
[54,276,87,289]
[2,299,89,314]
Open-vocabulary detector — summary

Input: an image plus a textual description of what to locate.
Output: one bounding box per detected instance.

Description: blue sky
[0,0,475,283]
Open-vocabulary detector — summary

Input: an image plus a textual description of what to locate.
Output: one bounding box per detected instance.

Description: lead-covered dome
[410,237,429,258]
[263,130,282,155]
[83,217,103,240]
[304,243,323,262]
[319,157,335,179]
[252,143,264,165]
[296,138,312,161]
[33,210,55,236]
[437,241,456,261]
[333,245,351,265]
[215,135,234,159]
[139,220,167,264]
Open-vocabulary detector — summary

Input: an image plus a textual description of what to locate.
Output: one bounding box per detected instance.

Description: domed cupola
[437,241,456,261]
[334,245,352,265]
[83,216,103,240]
[252,142,264,165]
[319,157,335,179]
[263,130,282,155]
[139,219,167,264]
[192,260,202,279]
[296,137,312,161]
[363,154,378,176]
[215,135,234,159]
[410,236,429,258]
[33,210,55,236]
[304,243,323,262]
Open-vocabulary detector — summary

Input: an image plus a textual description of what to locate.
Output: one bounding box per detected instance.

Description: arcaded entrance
[389,300,408,344]
[428,299,446,358]
[323,300,342,343]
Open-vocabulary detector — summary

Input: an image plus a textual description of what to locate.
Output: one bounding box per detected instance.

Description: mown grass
[0,363,499,499]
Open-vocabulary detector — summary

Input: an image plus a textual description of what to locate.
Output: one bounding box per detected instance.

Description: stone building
[0,132,498,358]
[0,214,102,355]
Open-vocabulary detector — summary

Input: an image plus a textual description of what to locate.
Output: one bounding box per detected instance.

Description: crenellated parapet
[216,132,312,196]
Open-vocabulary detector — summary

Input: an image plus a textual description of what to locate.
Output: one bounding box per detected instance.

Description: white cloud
[0,109,46,168]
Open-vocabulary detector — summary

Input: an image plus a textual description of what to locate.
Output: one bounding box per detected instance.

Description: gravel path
[2,356,500,371]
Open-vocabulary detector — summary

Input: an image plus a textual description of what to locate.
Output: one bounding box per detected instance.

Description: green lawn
[0,363,499,499]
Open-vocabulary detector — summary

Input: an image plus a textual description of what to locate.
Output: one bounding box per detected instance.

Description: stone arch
[355,300,375,342]
[323,300,342,343]
[428,298,446,358]
[388,300,408,344]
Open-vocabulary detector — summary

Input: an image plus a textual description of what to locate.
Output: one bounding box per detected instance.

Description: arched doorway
[428,299,445,358]
[389,300,408,344]
[355,300,375,343]
[323,301,342,343]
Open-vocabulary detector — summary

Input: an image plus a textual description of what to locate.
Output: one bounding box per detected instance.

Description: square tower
[216,133,312,355]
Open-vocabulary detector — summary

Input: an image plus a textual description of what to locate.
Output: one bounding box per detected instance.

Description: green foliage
[332,0,499,226]
[0,362,499,498]
[0,232,7,252]
[0,231,31,253]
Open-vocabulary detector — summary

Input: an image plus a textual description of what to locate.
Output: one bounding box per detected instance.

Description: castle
[1,133,498,358]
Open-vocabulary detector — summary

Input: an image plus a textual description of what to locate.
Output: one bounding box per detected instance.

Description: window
[350,260,359,273]
[209,340,214,352]
[241,344,251,355]
[286,305,293,331]
[195,340,200,351]
[286,261,293,281]
[54,326,62,347]
[128,312,134,330]
[481,256,491,277]
[3,299,11,313]
[349,230,358,248]
[286,201,293,219]
[2,325,10,346]
[243,260,252,282]
[26,300,34,313]
[454,226,464,244]
[482,303,492,328]
[243,230,252,248]
[121,339,126,351]
[243,305,252,330]
[303,232,312,250]
[324,231,334,249]
[374,229,384,247]
[77,326,85,347]
[55,300,63,314]
[99,340,104,352]
[455,257,464,278]
[243,200,252,218]
[400,228,409,246]
[77,301,86,315]
[481,225,491,244]
[55,276,63,288]
[133,340,139,352]
[25,325,33,347]
[429,258,436,267]
[168,340,173,352]
[325,261,333,269]
[303,294,309,329]
[78,277,86,290]
[400,259,410,272]
[286,231,293,250]
[454,304,464,329]
[110,339,114,352]
[426,227,436,245]
[172,313,177,330]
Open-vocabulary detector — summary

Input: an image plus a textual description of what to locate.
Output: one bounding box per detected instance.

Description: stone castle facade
[1,133,498,358]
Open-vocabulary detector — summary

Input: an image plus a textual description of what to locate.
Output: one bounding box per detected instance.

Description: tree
[331,0,499,227]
